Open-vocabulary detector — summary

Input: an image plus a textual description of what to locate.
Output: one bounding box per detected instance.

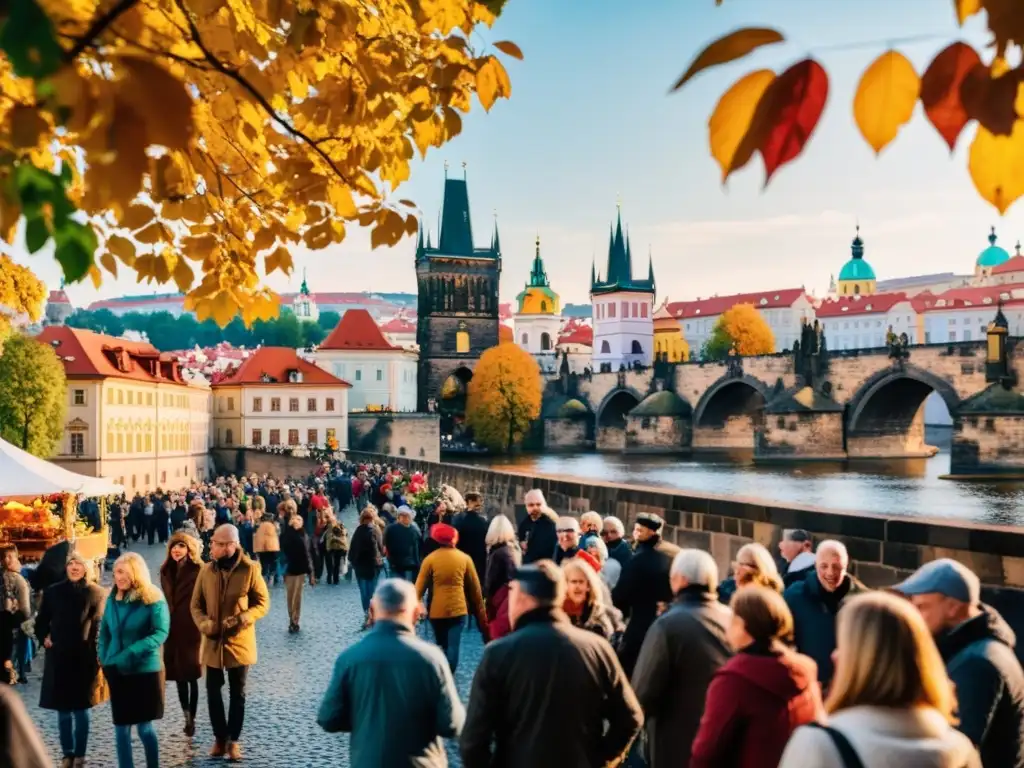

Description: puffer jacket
[253,515,280,553]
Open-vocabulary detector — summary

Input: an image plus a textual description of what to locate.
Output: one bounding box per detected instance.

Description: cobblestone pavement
[18,505,485,767]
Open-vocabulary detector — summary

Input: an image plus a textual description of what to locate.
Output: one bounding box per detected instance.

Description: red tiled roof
[667,288,809,319]
[499,324,514,343]
[914,283,1024,312]
[212,347,349,387]
[815,292,910,317]
[499,302,512,320]
[35,326,190,385]
[47,290,71,304]
[380,317,416,333]
[320,309,398,351]
[558,320,593,346]
[993,251,1024,274]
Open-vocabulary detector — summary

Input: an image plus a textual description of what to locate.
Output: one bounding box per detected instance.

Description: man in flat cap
[612,513,680,677]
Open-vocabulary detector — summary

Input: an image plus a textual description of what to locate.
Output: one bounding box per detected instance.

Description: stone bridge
[540,340,1024,477]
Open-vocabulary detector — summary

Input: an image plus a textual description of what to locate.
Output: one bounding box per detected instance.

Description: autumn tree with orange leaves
[673,0,1024,214]
[465,343,541,453]
[702,303,775,360]
[0,0,518,325]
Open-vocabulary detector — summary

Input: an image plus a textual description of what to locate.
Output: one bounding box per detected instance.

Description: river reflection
[474,447,1024,527]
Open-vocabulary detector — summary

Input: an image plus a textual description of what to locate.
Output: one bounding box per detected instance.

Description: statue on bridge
[886,325,910,361]
[793,318,830,386]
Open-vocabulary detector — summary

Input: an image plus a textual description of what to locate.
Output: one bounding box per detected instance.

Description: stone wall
[211,448,321,479]
[347,413,440,462]
[626,414,689,453]
[757,412,845,460]
[693,416,756,451]
[954,414,1024,474]
[544,418,590,451]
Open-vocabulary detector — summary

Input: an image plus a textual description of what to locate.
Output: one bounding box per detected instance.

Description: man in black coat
[460,562,643,768]
[602,516,633,568]
[383,508,421,582]
[453,492,489,583]
[516,489,558,565]
[612,512,681,677]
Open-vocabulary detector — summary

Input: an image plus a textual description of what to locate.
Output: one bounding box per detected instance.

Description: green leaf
[13,163,60,208]
[0,0,62,79]
[24,215,49,254]
[53,221,97,283]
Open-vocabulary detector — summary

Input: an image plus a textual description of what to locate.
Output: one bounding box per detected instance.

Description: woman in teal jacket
[99,552,170,768]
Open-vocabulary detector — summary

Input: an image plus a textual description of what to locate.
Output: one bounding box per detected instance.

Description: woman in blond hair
[778,591,980,768]
[99,552,170,768]
[718,542,783,605]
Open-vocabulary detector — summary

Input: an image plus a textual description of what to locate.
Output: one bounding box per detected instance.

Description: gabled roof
[35,326,190,386]
[320,309,398,351]
[558,319,593,346]
[992,244,1024,274]
[667,288,808,319]
[213,347,349,387]
[47,290,71,305]
[815,292,909,317]
[380,317,416,334]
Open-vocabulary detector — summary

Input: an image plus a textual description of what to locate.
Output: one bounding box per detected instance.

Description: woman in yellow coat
[415,523,488,673]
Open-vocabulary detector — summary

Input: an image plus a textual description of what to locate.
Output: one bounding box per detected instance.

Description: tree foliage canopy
[702,303,774,360]
[0,0,518,323]
[675,1,1024,213]
[465,343,541,452]
[0,332,67,457]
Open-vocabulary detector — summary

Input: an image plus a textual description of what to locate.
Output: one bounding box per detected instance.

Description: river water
[475,429,1024,527]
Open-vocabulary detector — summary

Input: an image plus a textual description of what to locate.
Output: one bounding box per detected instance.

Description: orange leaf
[708,69,776,181]
[750,59,829,185]
[961,61,1023,137]
[493,41,523,60]
[921,42,982,151]
[953,0,982,24]
[670,28,785,92]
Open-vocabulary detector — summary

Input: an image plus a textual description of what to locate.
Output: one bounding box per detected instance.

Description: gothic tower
[415,168,501,412]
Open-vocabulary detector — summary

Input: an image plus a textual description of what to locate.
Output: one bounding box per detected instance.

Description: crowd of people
[2,458,1024,768]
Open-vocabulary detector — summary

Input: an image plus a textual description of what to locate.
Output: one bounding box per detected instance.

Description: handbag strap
[806,722,866,768]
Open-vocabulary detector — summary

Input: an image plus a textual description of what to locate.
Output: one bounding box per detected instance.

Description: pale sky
[10,0,1023,309]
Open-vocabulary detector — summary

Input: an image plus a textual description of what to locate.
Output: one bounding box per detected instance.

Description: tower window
[541,332,551,351]
[631,340,643,354]
[601,340,610,354]
[521,333,528,345]
[854,284,860,295]
[541,300,547,312]
[456,330,470,353]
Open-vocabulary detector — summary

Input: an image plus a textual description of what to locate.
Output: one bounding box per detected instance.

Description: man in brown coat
[191,524,270,761]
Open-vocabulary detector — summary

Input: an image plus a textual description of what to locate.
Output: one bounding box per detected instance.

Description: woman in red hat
[415,523,488,673]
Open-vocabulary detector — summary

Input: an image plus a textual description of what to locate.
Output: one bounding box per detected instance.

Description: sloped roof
[35,326,190,386]
[667,288,808,319]
[815,292,909,317]
[914,283,1024,312]
[213,347,349,387]
[47,290,71,305]
[380,317,416,333]
[631,390,691,417]
[993,249,1024,274]
[320,309,398,351]
[557,320,593,346]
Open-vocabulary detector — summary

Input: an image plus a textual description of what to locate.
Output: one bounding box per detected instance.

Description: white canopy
[0,437,123,498]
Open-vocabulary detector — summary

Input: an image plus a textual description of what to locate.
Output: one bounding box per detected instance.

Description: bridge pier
[846,407,939,459]
[950,389,1024,477]
[755,409,847,462]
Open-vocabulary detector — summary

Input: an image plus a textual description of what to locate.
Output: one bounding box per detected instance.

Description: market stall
[0,437,121,562]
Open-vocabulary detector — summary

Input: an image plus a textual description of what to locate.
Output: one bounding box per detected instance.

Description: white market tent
[0,436,123,498]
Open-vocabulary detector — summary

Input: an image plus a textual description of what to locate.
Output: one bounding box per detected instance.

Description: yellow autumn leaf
[412,118,437,156]
[969,120,1024,214]
[117,57,194,151]
[671,28,785,92]
[328,183,357,217]
[99,251,118,277]
[853,51,920,154]
[708,69,776,181]
[135,221,167,244]
[120,203,154,230]
[211,291,236,327]
[107,99,150,204]
[172,257,194,292]
[9,107,48,149]
[475,57,511,112]
[265,245,293,275]
[493,41,523,60]
[211,92,237,122]
[107,235,136,264]
[444,107,462,140]
[955,0,983,24]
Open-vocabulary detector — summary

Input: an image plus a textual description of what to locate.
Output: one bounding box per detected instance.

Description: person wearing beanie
[416,524,489,673]
[612,512,681,677]
[159,532,204,738]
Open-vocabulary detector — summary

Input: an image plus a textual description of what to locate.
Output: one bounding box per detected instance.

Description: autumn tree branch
[64,0,141,61]
[172,0,353,187]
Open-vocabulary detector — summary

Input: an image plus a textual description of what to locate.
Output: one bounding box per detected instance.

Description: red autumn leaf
[960,63,1022,137]
[920,42,982,151]
[751,59,829,185]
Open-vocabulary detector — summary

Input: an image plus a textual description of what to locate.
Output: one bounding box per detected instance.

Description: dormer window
[936,300,946,307]
[695,309,701,315]
[841,306,849,312]
[983,297,993,304]
[760,298,768,305]
[1001,292,1010,300]
[965,301,973,306]
[866,304,872,311]
[774,294,780,300]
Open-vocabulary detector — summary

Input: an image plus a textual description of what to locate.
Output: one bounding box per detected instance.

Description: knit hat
[430,523,458,547]
[635,512,664,532]
[575,550,601,573]
[178,520,202,541]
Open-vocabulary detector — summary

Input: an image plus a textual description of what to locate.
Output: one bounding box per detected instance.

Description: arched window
[631,340,643,354]
[456,330,470,353]
[541,332,551,351]
[854,283,860,295]
[225,428,234,446]
[601,340,610,354]
[541,300,547,312]
[521,333,528,345]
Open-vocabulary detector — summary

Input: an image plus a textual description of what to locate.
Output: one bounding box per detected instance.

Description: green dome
[838,228,874,282]
[558,398,590,418]
[631,390,691,417]
[977,228,1009,268]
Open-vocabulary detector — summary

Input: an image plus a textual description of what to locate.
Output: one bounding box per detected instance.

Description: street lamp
[986,302,1013,388]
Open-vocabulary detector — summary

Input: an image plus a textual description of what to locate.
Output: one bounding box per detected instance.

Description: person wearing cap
[783,540,867,688]
[461,561,643,767]
[779,529,815,588]
[896,558,1024,767]
[190,524,270,761]
[612,511,681,677]
[517,489,559,565]
[553,516,582,566]
[453,492,489,593]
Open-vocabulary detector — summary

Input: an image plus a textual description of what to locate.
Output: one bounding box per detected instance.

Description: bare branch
[65,0,141,61]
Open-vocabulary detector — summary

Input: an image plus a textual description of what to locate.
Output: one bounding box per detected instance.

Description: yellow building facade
[652,300,689,362]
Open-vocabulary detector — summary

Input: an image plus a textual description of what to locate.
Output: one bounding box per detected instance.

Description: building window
[521,333,528,345]
[269,429,281,445]
[326,398,335,412]
[131,474,136,489]
[289,397,299,412]
[541,332,551,351]
[252,428,262,445]
[107,389,114,405]
[632,302,638,317]
[147,393,153,406]
[456,330,470,353]
[253,397,262,412]
[145,434,152,451]
[225,428,234,445]
[116,434,124,452]
[601,340,611,354]
[307,429,317,444]
[376,369,383,381]
[73,389,85,406]
[288,429,299,445]
[609,303,616,318]
[355,369,362,381]
[117,390,123,404]
[70,433,84,455]
[621,301,628,317]
[127,391,134,405]
[135,434,142,452]
[307,398,317,411]
[161,471,166,484]
[950,330,957,341]
[271,397,281,412]
[228,396,234,411]
[641,303,648,318]
[631,340,643,354]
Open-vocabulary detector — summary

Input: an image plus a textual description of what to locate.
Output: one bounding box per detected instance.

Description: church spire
[491,210,501,255]
[300,268,310,296]
[851,224,864,259]
[529,235,549,287]
[647,246,655,287]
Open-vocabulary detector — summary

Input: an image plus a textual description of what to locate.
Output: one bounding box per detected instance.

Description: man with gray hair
[516,489,558,565]
[318,578,464,766]
[631,550,731,768]
[783,538,867,687]
[383,507,420,582]
[461,562,642,767]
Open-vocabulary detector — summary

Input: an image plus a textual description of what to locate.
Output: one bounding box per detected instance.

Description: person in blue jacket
[99,552,170,768]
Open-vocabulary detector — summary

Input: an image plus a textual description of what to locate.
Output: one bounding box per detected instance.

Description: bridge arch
[596,386,645,428]
[845,365,960,458]
[692,375,769,451]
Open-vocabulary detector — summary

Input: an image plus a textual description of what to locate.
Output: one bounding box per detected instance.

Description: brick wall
[347,413,440,462]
